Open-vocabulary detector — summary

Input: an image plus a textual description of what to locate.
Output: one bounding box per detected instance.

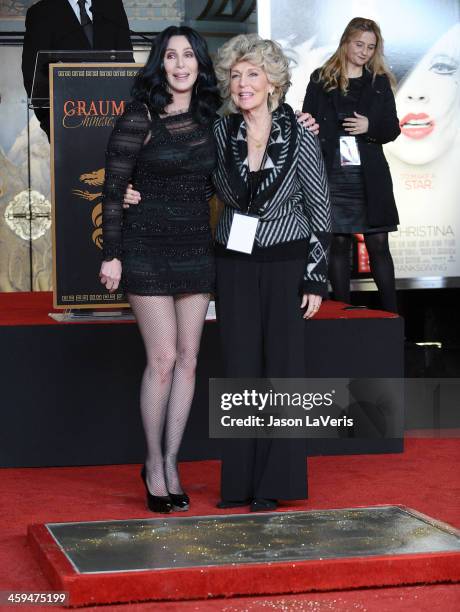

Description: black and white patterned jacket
[212,103,332,297]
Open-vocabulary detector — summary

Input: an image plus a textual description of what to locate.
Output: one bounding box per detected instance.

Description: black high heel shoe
[164,457,190,511]
[140,466,173,514]
[168,491,190,511]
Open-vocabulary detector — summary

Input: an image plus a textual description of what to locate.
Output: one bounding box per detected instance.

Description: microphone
[89,7,153,46]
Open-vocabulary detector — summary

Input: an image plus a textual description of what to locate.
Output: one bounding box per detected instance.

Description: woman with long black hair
[99,26,221,513]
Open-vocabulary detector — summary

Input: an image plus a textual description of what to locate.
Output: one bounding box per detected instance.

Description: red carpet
[27,519,460,606]
[1,437,459,608]
[0,291,397,326]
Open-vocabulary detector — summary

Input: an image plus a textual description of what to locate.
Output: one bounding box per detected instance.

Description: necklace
[247,119,272,149]
[247,136,266,149]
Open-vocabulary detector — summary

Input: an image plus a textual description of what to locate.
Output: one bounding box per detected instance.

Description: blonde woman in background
[303,17,400,312]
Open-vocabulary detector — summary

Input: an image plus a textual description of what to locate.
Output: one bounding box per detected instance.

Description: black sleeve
[114,0,134,54]
[297,126,332,297]
[22,4,51,97]
[102,101,150,260]
[302,70,321,116]
[366,75,401,144]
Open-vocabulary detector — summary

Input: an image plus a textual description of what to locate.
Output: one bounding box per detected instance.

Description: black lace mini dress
[102,100,216,295]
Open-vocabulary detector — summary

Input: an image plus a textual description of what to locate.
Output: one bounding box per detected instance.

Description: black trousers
[215,256,308,501]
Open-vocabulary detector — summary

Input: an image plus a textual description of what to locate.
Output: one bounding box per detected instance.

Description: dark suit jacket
[22,0,133,133]
[303,69,400,227]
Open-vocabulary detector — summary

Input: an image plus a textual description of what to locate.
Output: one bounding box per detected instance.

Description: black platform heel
[140,466,173,514]
[164,457,190,511]
[168,491,190,511]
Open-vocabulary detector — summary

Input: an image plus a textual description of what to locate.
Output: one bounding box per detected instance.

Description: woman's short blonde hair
[215,34,291,113]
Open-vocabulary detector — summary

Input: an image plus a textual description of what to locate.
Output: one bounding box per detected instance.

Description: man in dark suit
[22,0,134,140]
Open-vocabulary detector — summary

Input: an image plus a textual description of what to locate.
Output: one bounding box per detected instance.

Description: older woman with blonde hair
[303,17,400,312]
[213,34,331,511]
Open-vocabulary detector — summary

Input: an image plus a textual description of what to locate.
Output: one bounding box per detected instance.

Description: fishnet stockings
[129,293,210,496]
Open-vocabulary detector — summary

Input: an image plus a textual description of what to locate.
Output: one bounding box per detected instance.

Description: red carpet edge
[27,509,460,607]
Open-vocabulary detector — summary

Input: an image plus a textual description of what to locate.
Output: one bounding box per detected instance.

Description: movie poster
[269,0,460,286]
[51,64,141,307]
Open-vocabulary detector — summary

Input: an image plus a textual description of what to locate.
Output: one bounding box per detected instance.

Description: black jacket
[213,104,332,297]
[22,0,133,135]
[22,0,133,97]
[302,69,400,227]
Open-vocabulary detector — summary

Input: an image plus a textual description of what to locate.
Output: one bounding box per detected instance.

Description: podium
[43,58,142,309]
[28,50,134,137]
[0,292,404,468]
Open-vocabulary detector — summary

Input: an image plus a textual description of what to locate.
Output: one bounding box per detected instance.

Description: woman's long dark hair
[132,26,221,123]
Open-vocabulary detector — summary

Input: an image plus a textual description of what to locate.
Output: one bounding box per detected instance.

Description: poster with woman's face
[269,0,460,285]
[388,24,460,166]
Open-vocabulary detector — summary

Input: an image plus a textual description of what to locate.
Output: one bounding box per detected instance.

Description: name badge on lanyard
[340,136,361,166]
[226,135,269,254]
[227,212,259,254]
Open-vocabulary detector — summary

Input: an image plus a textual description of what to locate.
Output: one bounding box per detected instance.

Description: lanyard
[247,138,269,215]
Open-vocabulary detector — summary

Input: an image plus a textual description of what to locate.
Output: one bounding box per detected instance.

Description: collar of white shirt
[67,0,93,23]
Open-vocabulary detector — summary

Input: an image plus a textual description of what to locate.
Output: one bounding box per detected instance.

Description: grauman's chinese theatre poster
[51,63,141,308]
